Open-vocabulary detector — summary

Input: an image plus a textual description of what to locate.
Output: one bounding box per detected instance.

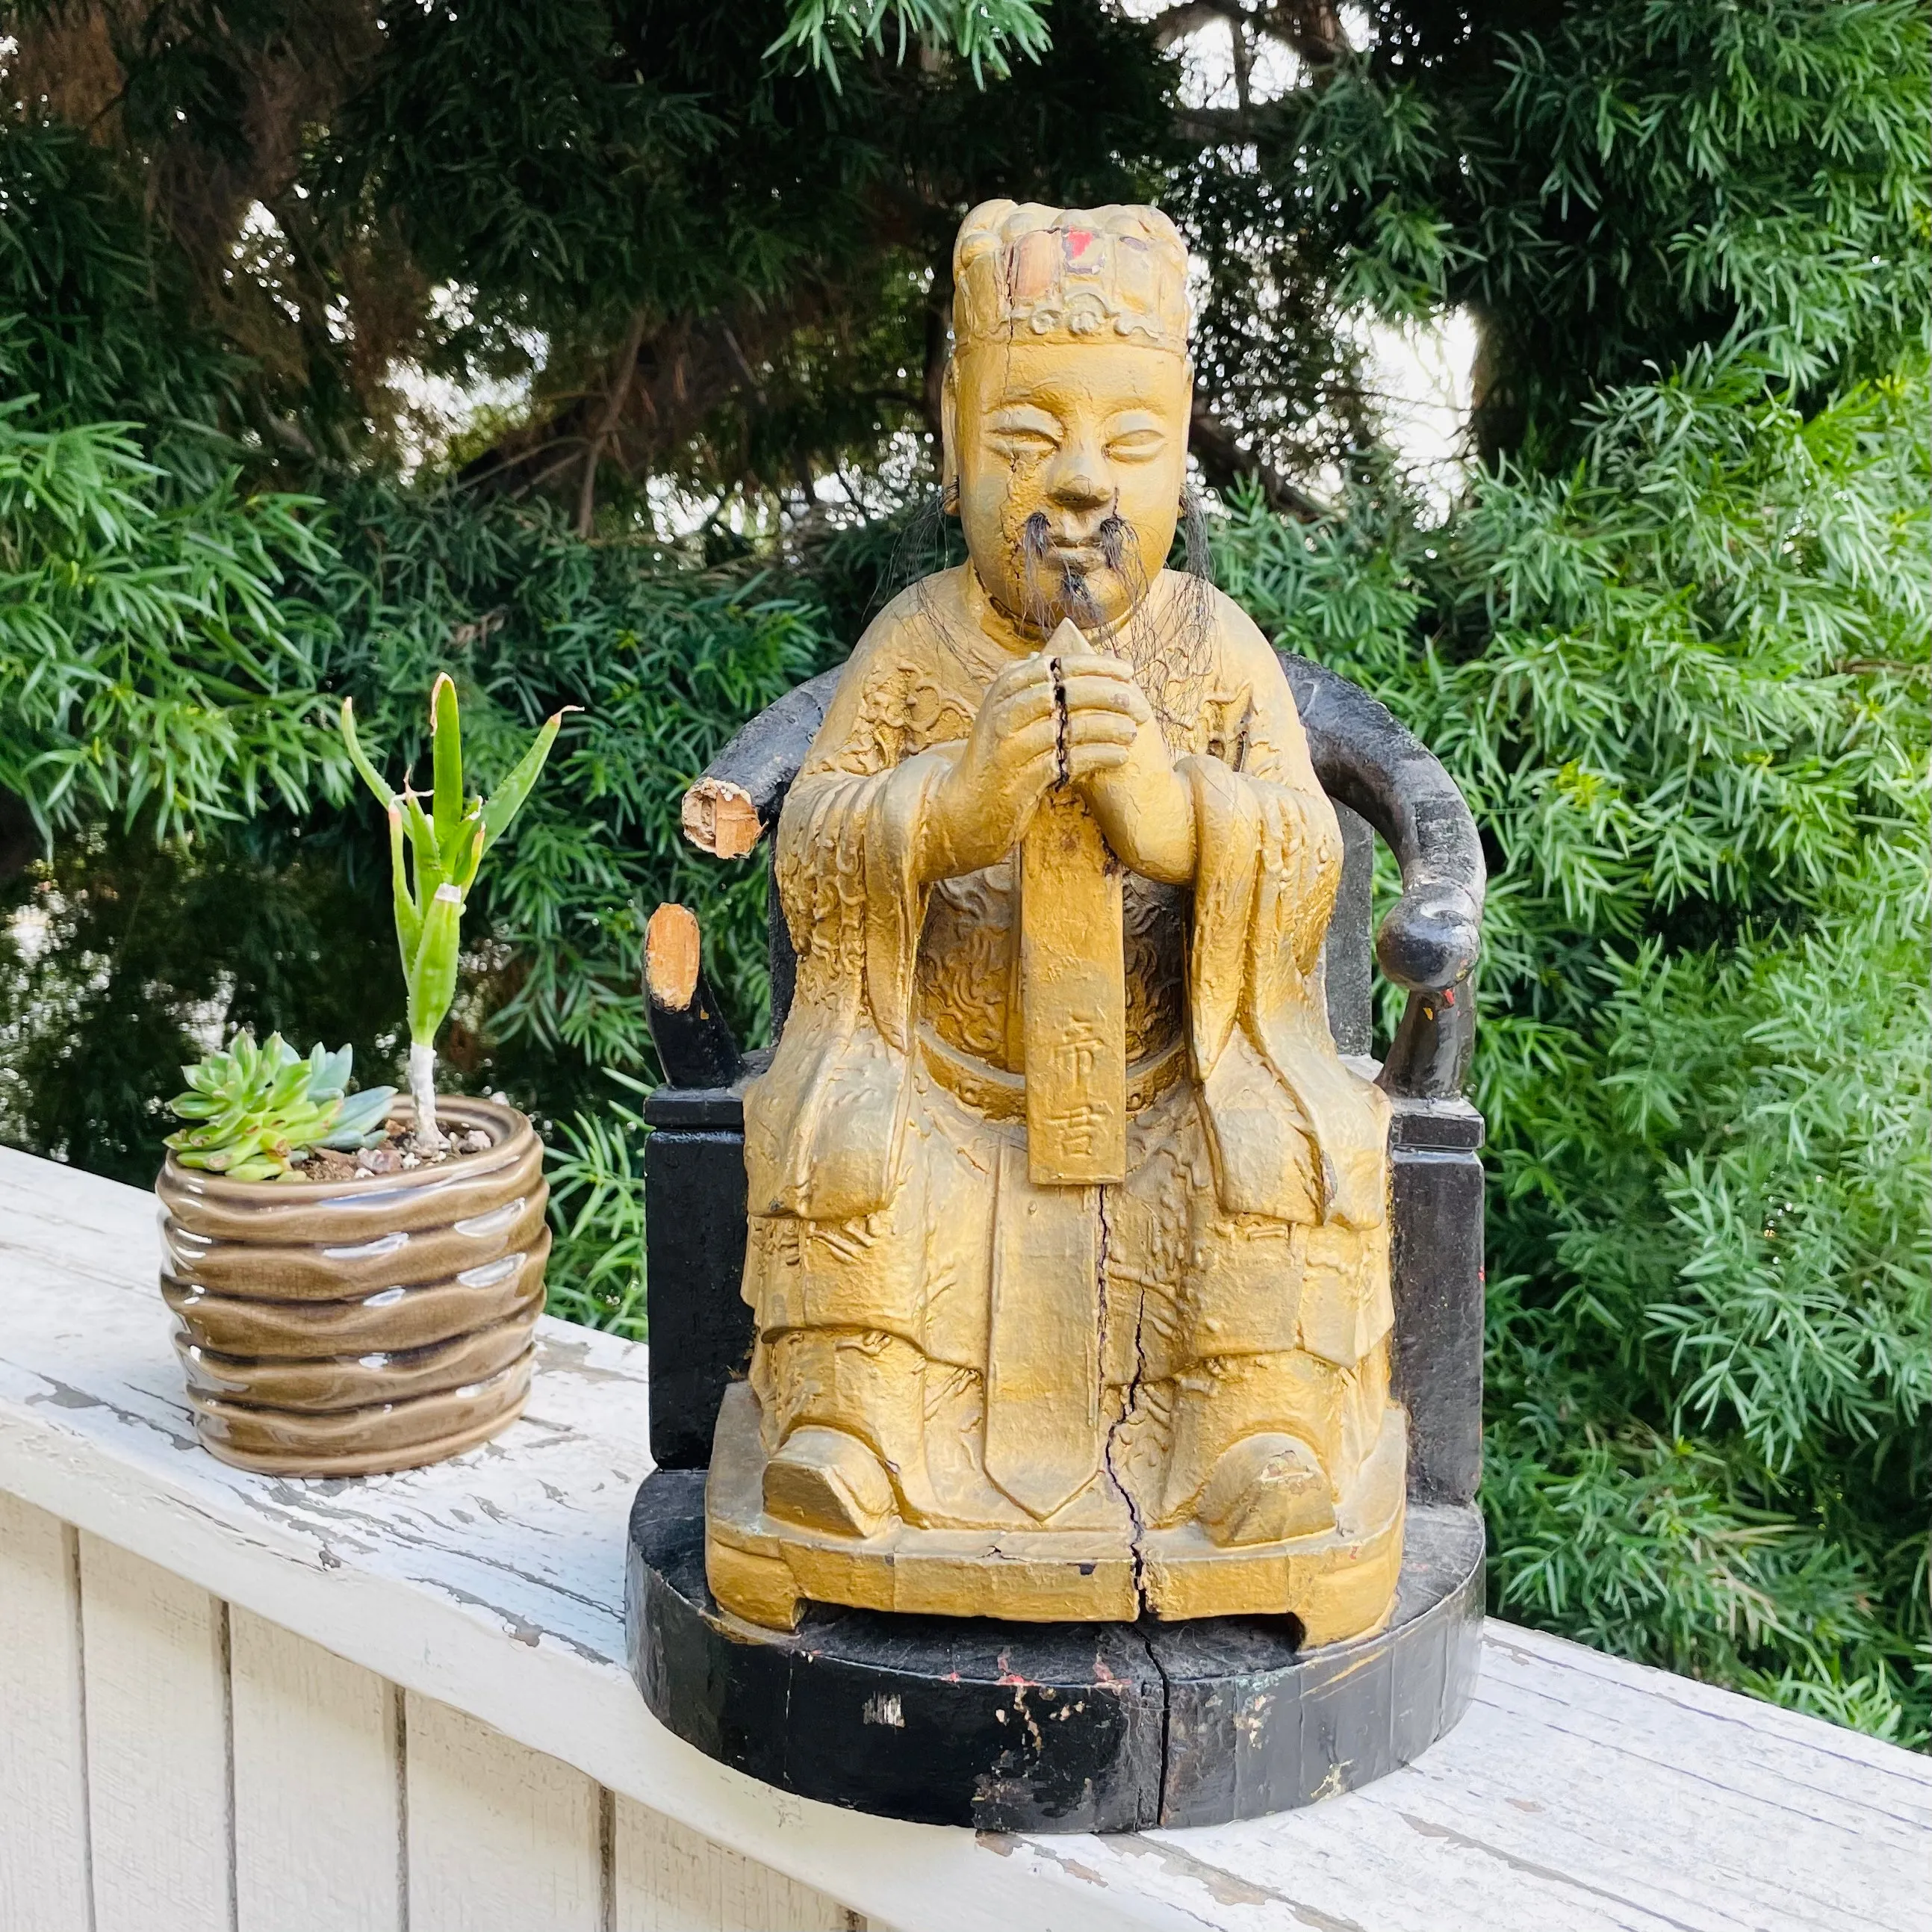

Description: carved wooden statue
[703,201,1403,1641]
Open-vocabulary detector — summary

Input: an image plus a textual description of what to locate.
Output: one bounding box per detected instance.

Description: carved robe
[740,565,1394,1545]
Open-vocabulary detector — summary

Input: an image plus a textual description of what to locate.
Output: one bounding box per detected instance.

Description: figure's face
[946,339,1190,633]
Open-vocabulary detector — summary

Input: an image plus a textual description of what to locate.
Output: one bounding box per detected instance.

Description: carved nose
[1047,441,1111,512]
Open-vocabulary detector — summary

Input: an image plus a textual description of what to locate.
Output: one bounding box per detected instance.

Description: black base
[625,1470,1484,1831]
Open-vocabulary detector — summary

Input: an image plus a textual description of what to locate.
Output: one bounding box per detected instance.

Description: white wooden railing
[1,1143,1925,1932]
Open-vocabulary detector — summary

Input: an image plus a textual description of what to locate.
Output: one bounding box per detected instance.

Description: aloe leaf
[431,673,463,860]
[402,792,446,901]
[386,804,422,967]
[339,699,396,810]
[407,884,463,1049]
[450,816,486,894]
[479,707,577,854]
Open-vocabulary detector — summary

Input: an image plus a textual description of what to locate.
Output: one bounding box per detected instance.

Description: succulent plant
[166,1034,397,1183]
[341,674,571,1149]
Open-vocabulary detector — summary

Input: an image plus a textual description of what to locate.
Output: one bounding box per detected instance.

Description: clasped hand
[923,650,1196,883]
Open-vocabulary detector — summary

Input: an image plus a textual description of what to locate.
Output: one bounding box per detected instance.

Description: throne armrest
[1279,654,1486,1100]
[677,656,1485,1099]
[681,670,843,857]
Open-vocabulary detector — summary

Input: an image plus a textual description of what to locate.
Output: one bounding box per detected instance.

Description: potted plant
[157,676,571,1475]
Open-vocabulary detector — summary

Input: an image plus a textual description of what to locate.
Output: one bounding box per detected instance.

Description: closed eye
[985,406,1063,461]
[1108,429,1166,462]
[988,429,1060,459]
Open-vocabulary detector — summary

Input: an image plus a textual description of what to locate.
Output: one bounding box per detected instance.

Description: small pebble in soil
[294,1120,493,1184]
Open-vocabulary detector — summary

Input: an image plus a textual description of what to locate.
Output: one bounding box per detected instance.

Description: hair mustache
[1017,509,1131,571]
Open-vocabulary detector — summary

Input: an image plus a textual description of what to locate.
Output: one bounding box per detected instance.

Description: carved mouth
[1049,518,1131,575]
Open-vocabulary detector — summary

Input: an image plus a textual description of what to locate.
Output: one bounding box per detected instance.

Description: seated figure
[704,200,1405,1640]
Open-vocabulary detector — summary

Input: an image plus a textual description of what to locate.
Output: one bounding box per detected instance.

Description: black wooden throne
[624,652,1488,1832]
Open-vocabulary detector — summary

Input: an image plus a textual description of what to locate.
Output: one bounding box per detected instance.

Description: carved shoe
[763,1426,897,1538]
[1196,1432,1337,1547]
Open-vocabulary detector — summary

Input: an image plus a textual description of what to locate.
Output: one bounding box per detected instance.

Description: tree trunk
[575,311,649,536]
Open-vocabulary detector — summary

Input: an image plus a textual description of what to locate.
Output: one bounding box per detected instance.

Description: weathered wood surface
[405,1691,606,1932]
[0,1493,857,1932]
[1,1143,1927,1932]
[77,1531,232,1932]
[0,1489,90,1930]
[230,1607,403,1932]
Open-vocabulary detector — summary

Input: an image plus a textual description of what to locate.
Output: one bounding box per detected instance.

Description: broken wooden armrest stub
[643,904,741,1090]
[679,779,762,860]
[679,669,842,860]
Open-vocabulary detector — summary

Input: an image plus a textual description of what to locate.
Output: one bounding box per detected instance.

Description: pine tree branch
[1147,1,1248,49]
[1146,0,1346,66]
[577,311,648,537]
[1173,101,1290,143]
[1832,658,1929,678]
[1188,402,1328,521]
[1258,0,1348,65]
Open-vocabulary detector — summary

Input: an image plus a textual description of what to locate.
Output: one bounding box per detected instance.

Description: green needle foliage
[165,1033,394,1183]
[0,0,1925,1744]
[544,1069,653,1337]
[0,400,340,844]
[1216,347,1931,1741]
[770,1,1052,89]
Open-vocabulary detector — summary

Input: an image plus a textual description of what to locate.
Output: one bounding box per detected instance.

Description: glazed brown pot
[157,1096,550,1476]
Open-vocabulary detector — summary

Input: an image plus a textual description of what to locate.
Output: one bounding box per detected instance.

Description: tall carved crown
[951,201,1190,358]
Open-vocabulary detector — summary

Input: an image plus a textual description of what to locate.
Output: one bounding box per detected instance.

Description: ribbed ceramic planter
[157,1096,550,1476]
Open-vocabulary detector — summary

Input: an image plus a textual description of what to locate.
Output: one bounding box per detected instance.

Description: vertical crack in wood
[1096,1187,1149,1611]
[394,1683,411,1932]
[597,1784,615,1932]
[217,1599,238,1932]
[66,1522,99,1932]
[1094,1185,1175,1826]
[1141,1618,1173,1830]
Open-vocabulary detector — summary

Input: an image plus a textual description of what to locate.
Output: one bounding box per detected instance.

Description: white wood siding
[0,1493,89,1932]
[78,1532,232,1932]
[0,1491,858,1932]
[613,1801,860,1932]
[405,1692,606,1932]
[231,1609,403,1932]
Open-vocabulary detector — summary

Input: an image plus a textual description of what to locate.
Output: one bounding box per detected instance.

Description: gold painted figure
[703,202,1402,1639]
